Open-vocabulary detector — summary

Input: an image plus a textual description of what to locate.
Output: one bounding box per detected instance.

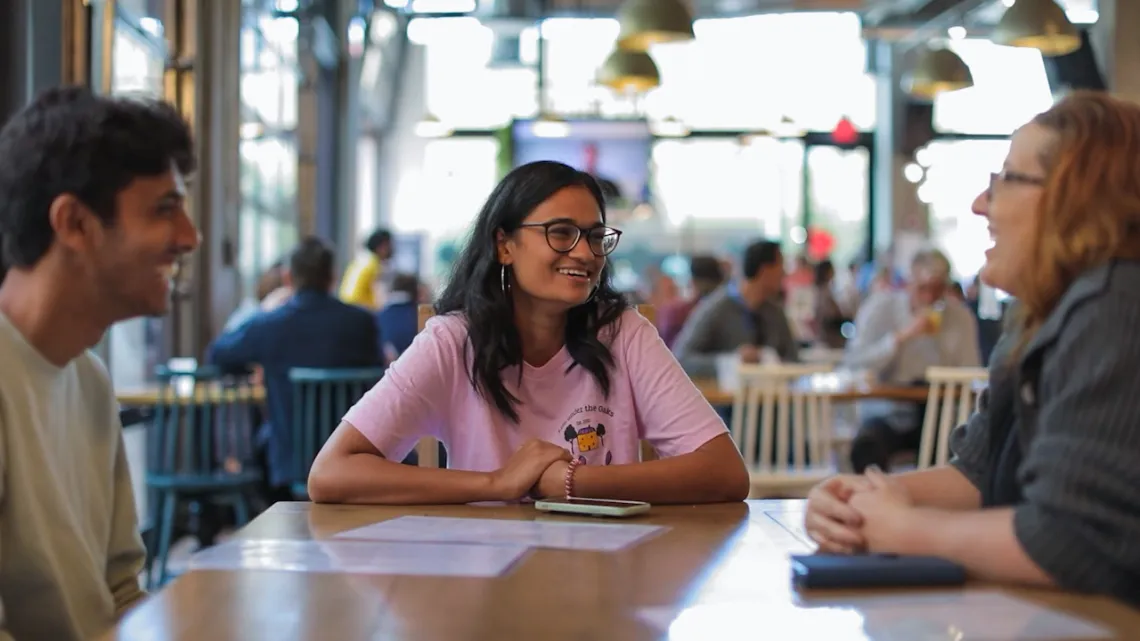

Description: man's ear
[48,193,100,253]
[495,228,512,266]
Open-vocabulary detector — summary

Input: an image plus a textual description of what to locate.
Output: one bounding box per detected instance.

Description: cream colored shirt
[0,312,146,640]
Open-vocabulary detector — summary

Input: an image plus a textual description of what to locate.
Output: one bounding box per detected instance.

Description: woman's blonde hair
[1014,91,1140,344]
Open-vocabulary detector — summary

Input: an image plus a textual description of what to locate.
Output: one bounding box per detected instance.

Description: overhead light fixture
[414,113,453,138]
[531,114,570,138]
[240,122,265,140]
[902,47,974,99]
[993,0,1080,56]
[615,0,694,52]
[651,117,689,138]
[597,48,660,93]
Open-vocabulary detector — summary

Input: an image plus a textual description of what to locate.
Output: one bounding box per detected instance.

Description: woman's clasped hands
[488,439,572,501]
[804,467,919,555]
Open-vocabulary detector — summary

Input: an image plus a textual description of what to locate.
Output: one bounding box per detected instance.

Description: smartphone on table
[534,497,651,518]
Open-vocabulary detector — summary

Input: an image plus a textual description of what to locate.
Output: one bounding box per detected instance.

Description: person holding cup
[842,249,980,472]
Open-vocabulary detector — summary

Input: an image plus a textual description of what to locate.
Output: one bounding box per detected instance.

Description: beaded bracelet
[564,458,582,499]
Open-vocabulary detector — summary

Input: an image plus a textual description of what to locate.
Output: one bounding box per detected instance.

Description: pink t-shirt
[343,308,728,471]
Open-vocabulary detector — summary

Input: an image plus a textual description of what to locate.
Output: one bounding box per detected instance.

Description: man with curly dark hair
[0,86,198,640]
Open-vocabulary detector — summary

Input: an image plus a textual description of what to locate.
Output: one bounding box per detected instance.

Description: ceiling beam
[864,0,992,46]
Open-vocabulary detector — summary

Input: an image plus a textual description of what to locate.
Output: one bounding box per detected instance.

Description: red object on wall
[807,227,836,260]
[831,117,858,145]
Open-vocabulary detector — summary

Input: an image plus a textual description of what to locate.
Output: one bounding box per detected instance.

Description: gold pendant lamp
[993,0,1081,56]
[903,47,974,99]
[597,48,661,93]
[615,0,695,52]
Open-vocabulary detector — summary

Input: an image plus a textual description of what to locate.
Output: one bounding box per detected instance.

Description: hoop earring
[500,265,510,293]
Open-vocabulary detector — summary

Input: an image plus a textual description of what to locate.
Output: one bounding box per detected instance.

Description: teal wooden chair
[146,365,261,588]
[288,367,385,498]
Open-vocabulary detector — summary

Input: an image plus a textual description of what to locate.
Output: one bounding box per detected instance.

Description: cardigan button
[1020,382,1036,406]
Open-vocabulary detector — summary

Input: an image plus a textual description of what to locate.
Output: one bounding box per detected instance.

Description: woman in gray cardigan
[804,91,1140,606]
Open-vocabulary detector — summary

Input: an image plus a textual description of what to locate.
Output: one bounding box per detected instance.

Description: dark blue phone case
[790,553,967,589]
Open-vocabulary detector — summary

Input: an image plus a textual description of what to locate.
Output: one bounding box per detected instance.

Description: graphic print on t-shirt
[560,403,616,466]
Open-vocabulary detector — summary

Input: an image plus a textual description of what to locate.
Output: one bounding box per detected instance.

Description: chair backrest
[289,367,386,488]
[730,363,834,473]
[150,365,258,478]
[414,303,659,466]
[917,366,990,469]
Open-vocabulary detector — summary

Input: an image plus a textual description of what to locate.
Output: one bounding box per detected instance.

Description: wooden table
[117,380,925,408]
[692,378,931,406]
[115,385,265,406]
[104,501,1139,640]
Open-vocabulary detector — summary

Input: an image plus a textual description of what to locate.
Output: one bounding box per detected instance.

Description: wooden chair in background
[917,366,989,469]
[414,304,659,467]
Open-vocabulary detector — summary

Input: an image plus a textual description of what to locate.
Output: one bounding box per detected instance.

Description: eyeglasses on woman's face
[988,170,1046,195]
[518,220,622,257]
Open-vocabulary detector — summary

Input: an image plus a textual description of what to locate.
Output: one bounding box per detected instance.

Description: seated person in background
[0,87,198,639]
[339,227,392,310]
[844,248,979,472]
[657,255,724,348]
[805,92,1140,607]
[210,236,383,503]
[813,259,848,349]
[376,271,420,362]
[308,161,749,505]
[221,259,286,332]
[672,239,799,377]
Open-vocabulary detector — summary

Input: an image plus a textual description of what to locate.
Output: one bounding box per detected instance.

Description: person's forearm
[893,465,981,510]
[309,454,497,505]
[569,445,749,504]
[896,507,1053,586]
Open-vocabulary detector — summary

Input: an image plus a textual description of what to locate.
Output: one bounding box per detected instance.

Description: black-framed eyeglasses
[989,170,1046,194]
[518,221,623,257]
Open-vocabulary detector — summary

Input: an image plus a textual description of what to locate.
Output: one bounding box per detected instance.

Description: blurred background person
[813,259,848,349]
[673,239,798,376]
[843,248,980,472]
[210,236,384,503]
[377,272,421,363]
[339,227,392,310]
[657,255,725,348]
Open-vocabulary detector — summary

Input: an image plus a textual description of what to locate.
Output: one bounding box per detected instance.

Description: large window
[105,6,168,390]
[416,17,537,128]
[652,137,802,232]
[934,39,1053,135]
[806,145,869,266]
[416,12,874,131]
[645,13,875,131]
[391,137,500,283]
[918,139,1010,279]
[238,8,301,296]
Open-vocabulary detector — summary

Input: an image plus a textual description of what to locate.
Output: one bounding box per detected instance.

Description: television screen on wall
[510,119,653,211]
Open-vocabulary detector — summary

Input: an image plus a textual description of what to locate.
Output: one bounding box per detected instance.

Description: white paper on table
[188,538,529,577]
[334,516,666,552]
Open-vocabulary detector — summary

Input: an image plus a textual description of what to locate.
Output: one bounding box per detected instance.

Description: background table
[104,501,1140,640]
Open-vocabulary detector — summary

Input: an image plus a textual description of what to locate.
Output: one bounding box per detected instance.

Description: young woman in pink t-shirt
[308,161,749,505]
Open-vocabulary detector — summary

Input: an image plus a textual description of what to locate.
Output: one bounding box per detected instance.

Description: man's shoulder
[689,287,734,317]
[74,350,116,400]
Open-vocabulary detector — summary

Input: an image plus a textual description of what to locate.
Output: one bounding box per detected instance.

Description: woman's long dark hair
[435,161,629,422]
